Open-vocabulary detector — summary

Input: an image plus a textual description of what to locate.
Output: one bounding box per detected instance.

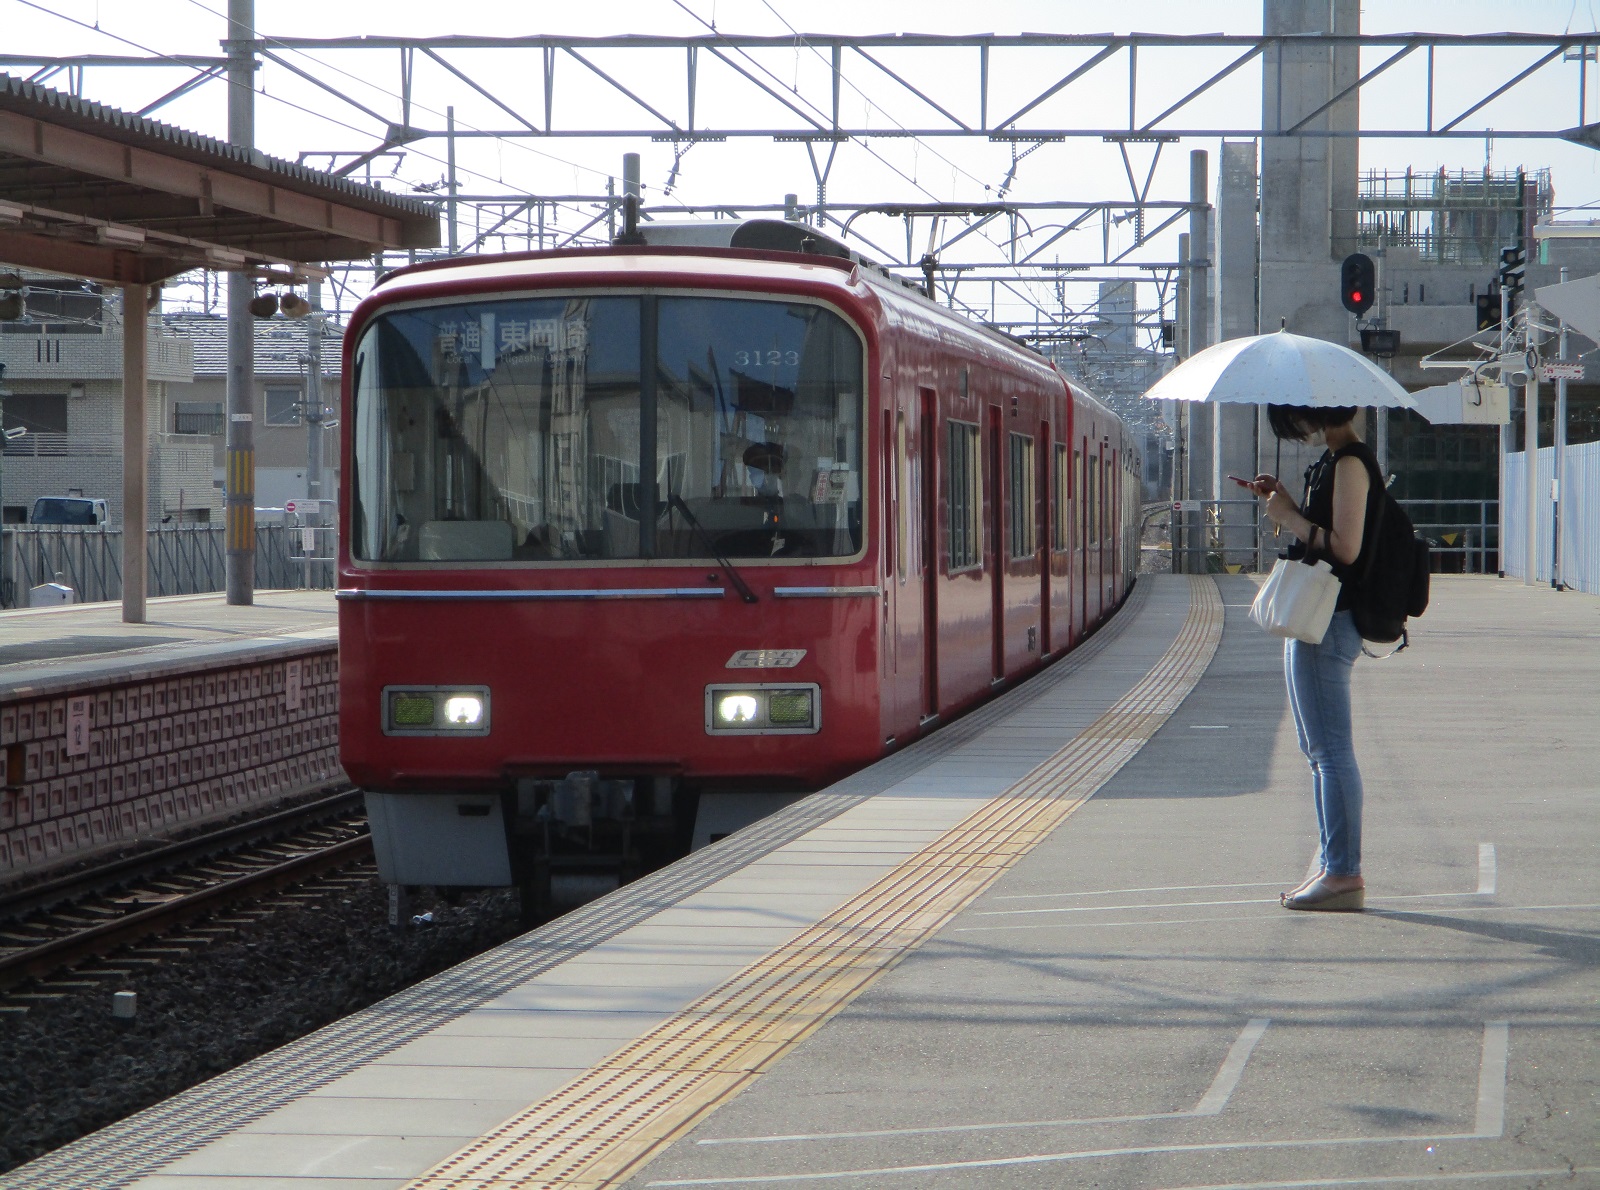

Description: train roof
[366,224,1076,392]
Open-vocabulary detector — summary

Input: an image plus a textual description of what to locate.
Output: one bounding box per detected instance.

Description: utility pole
[225,0,256,605]
[1524,310,1540,587]
[1552,266,1569,590]
[304,279,325,559]
[446,106,458,255]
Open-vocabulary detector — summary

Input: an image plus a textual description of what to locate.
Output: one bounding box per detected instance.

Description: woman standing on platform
[1241,404,1376,912]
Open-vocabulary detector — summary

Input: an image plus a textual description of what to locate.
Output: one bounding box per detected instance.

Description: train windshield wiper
[668,494,758,605]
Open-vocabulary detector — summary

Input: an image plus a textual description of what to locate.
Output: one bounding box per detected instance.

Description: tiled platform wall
[0,644,340,877]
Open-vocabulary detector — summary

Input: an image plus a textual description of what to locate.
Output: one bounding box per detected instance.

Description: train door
[1038,419,1050,655]
[988,404,1004,683]
[883,406,899,687]
[1106,449,1118,608]
[1081,435,1094,626]
[919,388,939,720]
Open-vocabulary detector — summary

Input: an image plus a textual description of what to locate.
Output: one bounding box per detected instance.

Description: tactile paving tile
[404,577,1222,1190]
[11,585,1156,1190]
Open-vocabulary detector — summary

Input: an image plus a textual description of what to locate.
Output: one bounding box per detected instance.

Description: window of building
[948,419,981,570]
[1052,443,1069,551]
[265,387,303,427]
[1008,432,1035,559]
[173,401,225,436]
[2,393,67,435]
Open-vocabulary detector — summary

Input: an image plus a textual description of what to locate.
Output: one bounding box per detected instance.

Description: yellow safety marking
[405,576,1224,1190]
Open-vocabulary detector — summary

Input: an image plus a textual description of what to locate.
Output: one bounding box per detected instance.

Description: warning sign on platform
[1173,500,1202,513]
[1541,362,1584,382]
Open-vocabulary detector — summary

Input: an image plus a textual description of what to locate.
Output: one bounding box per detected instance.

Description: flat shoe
[1282,880,1364,912]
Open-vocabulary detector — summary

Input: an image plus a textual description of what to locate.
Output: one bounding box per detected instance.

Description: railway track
[0,789,374,1011]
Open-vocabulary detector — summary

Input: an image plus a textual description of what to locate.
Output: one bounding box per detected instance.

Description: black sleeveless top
[1286,441,1381,612]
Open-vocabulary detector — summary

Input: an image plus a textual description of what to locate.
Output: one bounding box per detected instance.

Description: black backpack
[1340,449,1430,650]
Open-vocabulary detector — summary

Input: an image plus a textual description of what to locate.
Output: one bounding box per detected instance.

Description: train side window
[1052,443,1069,552]
[1007,433,1035,560]
[948,419,981,571]
[1073,448,1084,548]
[896,410,909,582]
[1087,452,1100,546]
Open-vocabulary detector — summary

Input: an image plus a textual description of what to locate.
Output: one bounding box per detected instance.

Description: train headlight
[443,695,484,726]
[717,694,760,724]
[382,686,491,736]
[704,684,820,735]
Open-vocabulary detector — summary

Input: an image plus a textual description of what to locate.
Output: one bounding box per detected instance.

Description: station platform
[7,573,1595,1190]
[0,592,338,881]
[0,590,336,687]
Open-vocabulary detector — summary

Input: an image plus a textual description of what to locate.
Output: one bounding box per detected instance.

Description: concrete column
[121,286,148,624]
[1259,0,1361,513]
[225,0,256,604]
[1215,142,1260,567]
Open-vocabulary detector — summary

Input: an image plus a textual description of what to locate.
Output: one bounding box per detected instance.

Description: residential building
[162,312,343,513]
[0,281,209,525]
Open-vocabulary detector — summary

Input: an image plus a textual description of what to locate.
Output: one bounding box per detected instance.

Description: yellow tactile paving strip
[406,576,1224,1190]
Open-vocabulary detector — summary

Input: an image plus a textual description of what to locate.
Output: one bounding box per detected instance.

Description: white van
[30,497,109,527]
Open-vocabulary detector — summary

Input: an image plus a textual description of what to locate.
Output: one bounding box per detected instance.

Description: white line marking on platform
[696,1020,1269,1148]
[974,896,1282,917]
[693,1109,1181,1147]
[1478,843,1497,896]
[1189,724,1231,729]
[1149,1169,1600,1190]
[993,881,1288,901]
[1474,1021,1510,1138]
[650,1131,1495,1185]
[1192,1019,1270,1115]
[953,902,1600,933]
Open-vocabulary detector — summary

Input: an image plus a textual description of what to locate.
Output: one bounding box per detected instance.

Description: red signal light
[1350,290,1362,303]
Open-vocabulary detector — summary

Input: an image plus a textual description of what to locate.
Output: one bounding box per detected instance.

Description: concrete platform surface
[628,576,1599,1190]
[0,590,335,696]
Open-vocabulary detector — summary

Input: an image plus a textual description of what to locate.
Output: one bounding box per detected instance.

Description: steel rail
[0,833,373,991]
[0,786,362,921]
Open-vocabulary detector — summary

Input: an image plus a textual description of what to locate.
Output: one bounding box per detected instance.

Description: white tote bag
[1249,558,1342,644]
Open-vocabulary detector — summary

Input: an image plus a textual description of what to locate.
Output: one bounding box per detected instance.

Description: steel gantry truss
[9,32,1595,143]
[3,28,1596,374]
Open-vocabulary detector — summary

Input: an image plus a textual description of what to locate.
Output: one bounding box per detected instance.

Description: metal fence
[1151,498,1501,575]
[0,523,335,607]
[1504,441,1600,595]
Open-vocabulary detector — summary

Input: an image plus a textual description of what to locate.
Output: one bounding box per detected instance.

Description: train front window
[351,294,864,564]
[654,297,863,560]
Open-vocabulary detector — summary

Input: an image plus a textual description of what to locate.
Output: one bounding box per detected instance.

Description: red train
[337,220,1139,910]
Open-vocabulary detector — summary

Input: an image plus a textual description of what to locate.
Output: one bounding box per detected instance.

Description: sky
[5,0,1599,333]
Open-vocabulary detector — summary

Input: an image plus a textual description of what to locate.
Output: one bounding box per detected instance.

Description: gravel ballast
[0,877,524,1174]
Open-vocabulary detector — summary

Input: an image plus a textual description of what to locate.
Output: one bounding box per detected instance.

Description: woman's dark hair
[1267,404,1357,442]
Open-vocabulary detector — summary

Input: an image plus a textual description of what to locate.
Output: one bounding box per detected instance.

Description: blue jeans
[1284,610,1364,877]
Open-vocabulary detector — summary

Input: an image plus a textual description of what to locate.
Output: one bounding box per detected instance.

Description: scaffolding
[1356,167,1553,265]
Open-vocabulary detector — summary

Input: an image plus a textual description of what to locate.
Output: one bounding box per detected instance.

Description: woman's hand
[1247,473,1290,500]
[1263,490,1299,528]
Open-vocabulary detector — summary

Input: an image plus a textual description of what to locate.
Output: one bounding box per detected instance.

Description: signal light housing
[1339,253,1376,316]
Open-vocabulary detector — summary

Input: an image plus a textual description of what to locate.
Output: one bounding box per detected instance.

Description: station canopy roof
[0,73,439,286]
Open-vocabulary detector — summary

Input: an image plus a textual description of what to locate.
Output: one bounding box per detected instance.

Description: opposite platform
[0,591,338,879]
